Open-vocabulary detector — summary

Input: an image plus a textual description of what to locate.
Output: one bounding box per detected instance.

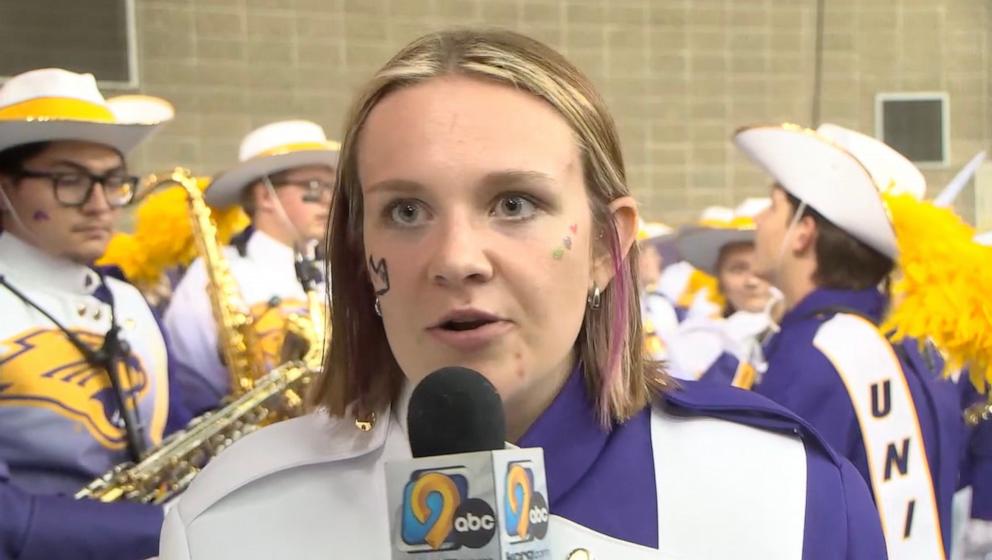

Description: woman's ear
[591,196,638,289]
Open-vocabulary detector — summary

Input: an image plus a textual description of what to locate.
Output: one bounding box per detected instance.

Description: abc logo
[505,462,550,542]
[528,492,550,540]
[452,498,498,549]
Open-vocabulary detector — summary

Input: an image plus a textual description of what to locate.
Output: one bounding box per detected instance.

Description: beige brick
[649,54,688,75]
[649,5,686,26]
[197,38,246,61]
[647,28,686,51]
[244,0,297,9]
[343,0,387,17]
[246,41,295,65]
[140,5,195,35]
[690,100,728,121]
[608,28,645,50]
[343,44,393,69]
[690,53,728,73]
[565,1,604,25]
[296,15,341,39]
[436,0,479,19]
[297,42,346,67]
[565,25,606,50]
[606,5,647,25]
[730,52,767,73]
[343,16,389,42]
[522,2,560,22]
[688,30,726,51]
[726,6,769,28]
[143,31,195,60]
[648,145,688,167]
[481,1,520,23]
[194,10,244,38]
[688,7,728,28]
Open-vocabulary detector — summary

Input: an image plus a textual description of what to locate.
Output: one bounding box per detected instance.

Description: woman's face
[357,75,602,406]
[718,242,772,314]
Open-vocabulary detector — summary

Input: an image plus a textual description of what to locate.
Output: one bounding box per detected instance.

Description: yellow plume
[98,177,249,291]
[676,267,726,313]
[882,192,992,392]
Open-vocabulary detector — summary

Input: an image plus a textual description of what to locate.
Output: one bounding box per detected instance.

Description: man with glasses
[164,120,338,414]
[0,68,182,558]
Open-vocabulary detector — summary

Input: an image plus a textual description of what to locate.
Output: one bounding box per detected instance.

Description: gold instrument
[147,168,263,396]
[965,400,992,426]
[75,356,318,503]
[75,168,329,504]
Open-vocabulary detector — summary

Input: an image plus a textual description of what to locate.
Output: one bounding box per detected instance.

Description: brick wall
[5,0,988,225]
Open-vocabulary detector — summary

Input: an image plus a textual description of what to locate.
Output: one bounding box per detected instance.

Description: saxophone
[158,167,263,395]
[75,351,319,503]
[75,168,326,503]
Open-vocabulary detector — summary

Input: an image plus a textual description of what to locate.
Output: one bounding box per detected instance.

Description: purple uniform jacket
[754,287,966,557]
[959,377,992,520]
[1,270,191,560]
[520,366,887,558]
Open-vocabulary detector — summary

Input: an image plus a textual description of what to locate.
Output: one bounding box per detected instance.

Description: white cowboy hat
[816,123,926,199]
[0,68,172,154]
[733,124,898,259]
[205,120,340,208]
[637,220,674,242]
[675,198,770,275]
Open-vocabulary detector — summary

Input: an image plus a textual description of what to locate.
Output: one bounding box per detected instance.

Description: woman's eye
[492,195,537,220]
[387,200,429,226]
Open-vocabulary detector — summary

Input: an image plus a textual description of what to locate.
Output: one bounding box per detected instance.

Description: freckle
[32,210,50,222]
[514,352,525,379]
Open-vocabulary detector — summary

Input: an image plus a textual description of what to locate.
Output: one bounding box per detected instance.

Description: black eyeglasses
[16,168,139,208]
[270,178,334,203]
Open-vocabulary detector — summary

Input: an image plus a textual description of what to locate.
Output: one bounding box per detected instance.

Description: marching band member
[739,123,963,559]
[0,68,179,559]
[163,120,338,414]
[161,29,885,559]
[666,199,781,386]
[637,221,679,360]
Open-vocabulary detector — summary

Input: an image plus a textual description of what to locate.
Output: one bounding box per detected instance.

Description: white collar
[246,229,297,271]
[0,233,101,295]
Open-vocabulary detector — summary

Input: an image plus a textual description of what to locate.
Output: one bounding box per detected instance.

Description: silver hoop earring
[374,297,382,317]
[587,285,602,309]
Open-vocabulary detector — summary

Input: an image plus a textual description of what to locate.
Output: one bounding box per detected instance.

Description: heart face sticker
[569,223,578,234]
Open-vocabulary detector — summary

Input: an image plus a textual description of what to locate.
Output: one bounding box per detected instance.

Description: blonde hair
[310,28,667,424]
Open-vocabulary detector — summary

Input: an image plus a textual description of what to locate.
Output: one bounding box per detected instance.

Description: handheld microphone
[386,367,552,559]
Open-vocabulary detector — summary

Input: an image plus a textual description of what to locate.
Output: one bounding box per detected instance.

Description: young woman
[160,29,885,559]
[666,200,782,386]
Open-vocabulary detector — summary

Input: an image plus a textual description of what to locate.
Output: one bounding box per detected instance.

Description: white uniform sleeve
[163,260,228,413]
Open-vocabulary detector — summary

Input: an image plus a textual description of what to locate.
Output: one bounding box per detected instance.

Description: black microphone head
[407,367,506,458]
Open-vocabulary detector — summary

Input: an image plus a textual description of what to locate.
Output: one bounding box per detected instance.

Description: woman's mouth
[428,310,512,351]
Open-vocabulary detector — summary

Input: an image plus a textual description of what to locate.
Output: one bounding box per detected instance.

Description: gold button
[354,412,376,432]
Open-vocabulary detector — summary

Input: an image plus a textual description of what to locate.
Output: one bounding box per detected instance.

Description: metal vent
[875,92,949,168]
[0,0,137,88]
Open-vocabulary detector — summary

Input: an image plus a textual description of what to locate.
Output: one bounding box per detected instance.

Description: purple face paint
[32,210,50,222]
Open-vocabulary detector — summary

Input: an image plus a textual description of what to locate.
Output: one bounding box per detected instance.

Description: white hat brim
[734,125,898,259]
[0,120,164,155]
[205,149,340,208]
[676,226,755,275]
